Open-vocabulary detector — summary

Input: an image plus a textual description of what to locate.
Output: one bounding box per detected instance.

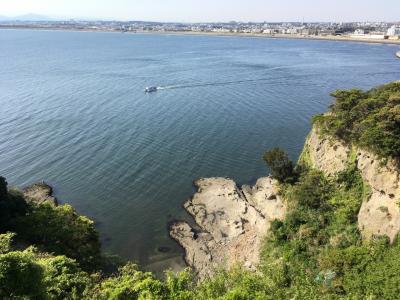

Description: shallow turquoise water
[1,29,399,271]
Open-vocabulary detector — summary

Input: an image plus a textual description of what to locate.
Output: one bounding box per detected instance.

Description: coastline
[2,25,400,46]
[154,30,400,46]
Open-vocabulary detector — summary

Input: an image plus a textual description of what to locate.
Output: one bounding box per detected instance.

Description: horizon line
[1,13,399,24]
[2,18,400,24]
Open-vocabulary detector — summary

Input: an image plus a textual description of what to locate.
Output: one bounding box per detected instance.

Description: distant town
[1,19,400,42]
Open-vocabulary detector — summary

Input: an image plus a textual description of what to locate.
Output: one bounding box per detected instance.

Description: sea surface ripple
[1,30,399,271]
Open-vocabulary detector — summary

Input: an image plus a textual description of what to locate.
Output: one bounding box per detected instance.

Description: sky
[1,0,400,23]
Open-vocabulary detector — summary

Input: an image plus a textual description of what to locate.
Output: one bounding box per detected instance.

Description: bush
[41,255,91,299]
[263,148,296,183]
[88,263,195,300]
[15,203,102,271]
[0,250,45,298]
[195,267,273,300]
[0,177,27,231]
[0,233,15,254]
[314,82,400,160]
[0,247,91,299]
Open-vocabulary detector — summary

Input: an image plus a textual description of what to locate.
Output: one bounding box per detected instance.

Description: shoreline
[156,30,400,46]
[2,26,400,46]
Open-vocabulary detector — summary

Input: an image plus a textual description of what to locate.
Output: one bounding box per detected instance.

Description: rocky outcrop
[171,125,400,278]
[305,127,351,176]
[23,182,57,205]
[356,150,400,241]
[304,127,400,242]
[170,177,285,279]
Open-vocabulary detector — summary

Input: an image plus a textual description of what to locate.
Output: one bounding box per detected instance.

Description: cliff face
[304,126,400,241]
[170,177,285,279]
[170,124,399,279]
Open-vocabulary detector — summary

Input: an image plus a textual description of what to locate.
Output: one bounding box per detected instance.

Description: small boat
[396,51,400,59]
[144,86,158,93]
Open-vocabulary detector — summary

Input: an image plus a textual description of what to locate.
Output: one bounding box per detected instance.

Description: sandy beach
[145,30,400,45]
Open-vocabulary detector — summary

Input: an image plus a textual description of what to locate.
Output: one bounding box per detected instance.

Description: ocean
[1,29,399,272]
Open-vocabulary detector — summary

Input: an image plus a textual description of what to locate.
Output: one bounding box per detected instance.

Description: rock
[306,127,351,176]
[242,177,286,221]
[304,126,400,242]
[356,150,400,242]
[23,182,57,205]
[356,150,400,198]
[169,177,285,279]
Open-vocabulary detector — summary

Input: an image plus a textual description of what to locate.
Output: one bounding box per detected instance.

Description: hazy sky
[1,0,400,22]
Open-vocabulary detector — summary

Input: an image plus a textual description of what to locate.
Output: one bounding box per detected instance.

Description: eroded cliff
[303,126,400,241]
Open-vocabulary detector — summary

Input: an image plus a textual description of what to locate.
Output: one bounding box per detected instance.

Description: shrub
[263,148,296,183]
[314,82,400,160]
[0,233,15,254]
[0,250,45,298]
[0,177,27,231]
[15,203,102,271]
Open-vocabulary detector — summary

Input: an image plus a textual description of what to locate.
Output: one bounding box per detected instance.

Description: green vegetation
[15,202,102,271]
[263,148,297,183]
[1,82,400,299]
[0,177,27,231]
[2,159,399,299]
[0,177,195,299]
[87,264,194,299]
[0,247,91,299]
[313,81,400,160]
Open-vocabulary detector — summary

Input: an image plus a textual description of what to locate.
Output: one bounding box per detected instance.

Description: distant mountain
[0,15,10,21]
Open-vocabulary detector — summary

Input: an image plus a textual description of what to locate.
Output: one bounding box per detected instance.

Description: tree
[0,247,91,299]
[0,177,26,231]
[314,82,400,160]
[263,148,295,183]
[41,255,91,299]
[0,250,45,298]
[0,233,15,254]
[0,177,7,202]
[15,203,102,271]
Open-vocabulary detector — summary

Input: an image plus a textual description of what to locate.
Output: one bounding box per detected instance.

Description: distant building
[354,29,365,35]
[262,28,274,34]
[387,25,400,36]
[286,28,299,34]
[350,33,387,40]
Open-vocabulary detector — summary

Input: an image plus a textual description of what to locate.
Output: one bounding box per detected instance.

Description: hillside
[0,82,400,299]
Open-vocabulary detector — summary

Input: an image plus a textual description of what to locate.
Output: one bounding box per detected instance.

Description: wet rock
[23,182,57,205]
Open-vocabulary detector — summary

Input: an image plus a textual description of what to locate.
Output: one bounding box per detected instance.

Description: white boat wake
[148,64,307,92]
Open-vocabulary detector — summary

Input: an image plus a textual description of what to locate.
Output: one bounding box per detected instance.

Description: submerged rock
[157,246,171,253]
[169,177,285,279]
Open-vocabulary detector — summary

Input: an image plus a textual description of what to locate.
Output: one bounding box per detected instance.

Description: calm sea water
[1,29,399,272]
